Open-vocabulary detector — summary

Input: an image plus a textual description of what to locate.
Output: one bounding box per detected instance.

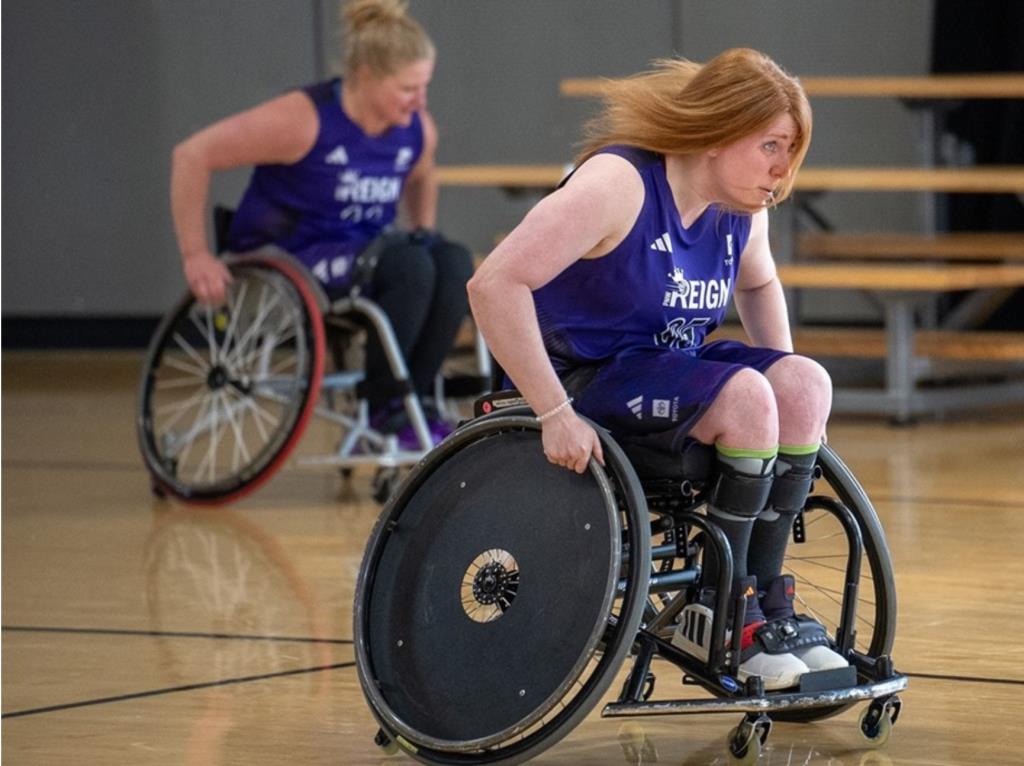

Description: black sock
[748,446,819,586]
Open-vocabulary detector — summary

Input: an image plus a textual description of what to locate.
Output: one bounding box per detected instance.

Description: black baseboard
[3,316,161,349]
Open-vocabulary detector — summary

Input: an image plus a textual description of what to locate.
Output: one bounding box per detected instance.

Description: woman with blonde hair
[171,0,472,446]
[469,48,844,690]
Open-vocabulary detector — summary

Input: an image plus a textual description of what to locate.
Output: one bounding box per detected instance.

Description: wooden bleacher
[437,164,1024,194]
[559,73,1024,99]
[716,325,1024,363]
[797,232,1024,261]
[777,262,1024,291]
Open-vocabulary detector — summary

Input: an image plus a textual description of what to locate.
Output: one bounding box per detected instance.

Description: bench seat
[797,232,1024,262]
[715,324,1024,362]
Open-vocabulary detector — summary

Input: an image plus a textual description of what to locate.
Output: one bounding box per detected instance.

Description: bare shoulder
[559,152,644,258]
[417,108,438,158]
[736,208,777,288]
[246,90,318,137]
[564,152,643,197]
[741,208,770,257]
[748,207,769,239]
[188,89,318,167]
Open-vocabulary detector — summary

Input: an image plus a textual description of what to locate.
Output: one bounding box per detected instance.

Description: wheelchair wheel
[137,255,325,504]
[790,444,896,659]
[770,442,897,722]
[354,411,651,765]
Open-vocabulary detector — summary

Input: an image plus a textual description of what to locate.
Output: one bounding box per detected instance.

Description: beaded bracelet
[536,396,574,423]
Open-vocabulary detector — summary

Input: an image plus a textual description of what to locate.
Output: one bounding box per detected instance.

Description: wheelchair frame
[353,407,906,765]
[136,249,487,505]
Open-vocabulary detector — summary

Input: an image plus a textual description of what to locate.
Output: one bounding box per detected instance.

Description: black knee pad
[708,463,774,518]
[767,464,815,515]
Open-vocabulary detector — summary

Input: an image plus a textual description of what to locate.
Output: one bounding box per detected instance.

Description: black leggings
[331,235,473,405]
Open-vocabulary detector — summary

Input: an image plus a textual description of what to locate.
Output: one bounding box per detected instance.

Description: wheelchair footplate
[601,666,907,717]
[602,632,906,762]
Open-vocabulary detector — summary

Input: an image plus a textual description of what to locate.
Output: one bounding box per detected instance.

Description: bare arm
[400,110,439,229]
[169,91,318,303]
[733,209,793,352]
[467,154,643,472]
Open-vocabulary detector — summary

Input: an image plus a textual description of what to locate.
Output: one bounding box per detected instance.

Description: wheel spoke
[218,389,252,473]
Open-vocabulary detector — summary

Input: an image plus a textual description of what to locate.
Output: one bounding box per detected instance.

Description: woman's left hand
[541,409,605,474]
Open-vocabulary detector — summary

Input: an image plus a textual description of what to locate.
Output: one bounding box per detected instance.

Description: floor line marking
[2,661,357,719]
[2,625,352,645]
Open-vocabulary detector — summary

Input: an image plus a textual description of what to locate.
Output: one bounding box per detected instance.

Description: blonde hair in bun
[341,0,434,77]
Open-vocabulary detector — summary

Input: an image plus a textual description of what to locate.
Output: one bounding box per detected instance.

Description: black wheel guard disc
[364,430,620,746]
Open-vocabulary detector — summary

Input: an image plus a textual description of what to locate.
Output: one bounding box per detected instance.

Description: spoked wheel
[788,444,896,658]
[772,443,897,722]
[354,411,651,765]
[137,255,325,504]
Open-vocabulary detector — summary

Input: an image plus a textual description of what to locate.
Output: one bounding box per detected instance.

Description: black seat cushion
[620,438,715,483]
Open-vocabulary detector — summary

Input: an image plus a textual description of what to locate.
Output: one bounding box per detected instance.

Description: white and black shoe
[671,576,808,691]
[760,574,849,672]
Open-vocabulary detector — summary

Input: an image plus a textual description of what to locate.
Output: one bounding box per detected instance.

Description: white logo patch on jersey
[325,145,349,165]
[335,170,402,204]
[395,147,414,171]
[627,395,644,420]
[654,316,712,350]
[650,232,673,253]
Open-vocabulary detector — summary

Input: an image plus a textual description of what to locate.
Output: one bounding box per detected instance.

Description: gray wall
[2,0,934,323]
[2,0,325,316]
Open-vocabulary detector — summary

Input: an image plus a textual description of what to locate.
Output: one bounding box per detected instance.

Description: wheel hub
[206,365,228,389]
[461,549,520,623]
[472,561,510,605]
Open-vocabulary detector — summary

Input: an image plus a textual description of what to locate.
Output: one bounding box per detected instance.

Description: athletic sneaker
[671,575,808,690]
[760,575,849,672]
[394,417,453,451]
[370,400,453,451]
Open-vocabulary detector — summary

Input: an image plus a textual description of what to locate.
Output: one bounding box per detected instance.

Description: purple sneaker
[395,418,453,451]
[370,399,406,433]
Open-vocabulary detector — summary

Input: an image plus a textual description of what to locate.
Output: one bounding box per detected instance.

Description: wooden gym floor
[3,350,1023,765]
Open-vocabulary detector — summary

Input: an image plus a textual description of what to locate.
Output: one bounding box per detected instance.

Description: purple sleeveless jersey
[227,79,424,288]
[533,146,751,372]
[530,146,788,448]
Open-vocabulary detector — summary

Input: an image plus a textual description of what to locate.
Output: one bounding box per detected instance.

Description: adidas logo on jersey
[650,232,673,253]
[626,395,644,420]
[325,145,349,165]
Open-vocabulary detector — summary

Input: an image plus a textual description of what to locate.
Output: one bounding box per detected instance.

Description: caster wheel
[727,721,765,766]
[374,727,399,755]
[150,478,168,499]
[859,703,893,747]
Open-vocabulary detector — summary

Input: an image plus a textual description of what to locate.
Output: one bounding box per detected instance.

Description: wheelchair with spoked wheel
[353,391,906,765]
[136,209,488,505]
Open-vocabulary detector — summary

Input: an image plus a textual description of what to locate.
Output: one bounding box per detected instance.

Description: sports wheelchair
[136,209,488,505]
[353,393,907,765]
